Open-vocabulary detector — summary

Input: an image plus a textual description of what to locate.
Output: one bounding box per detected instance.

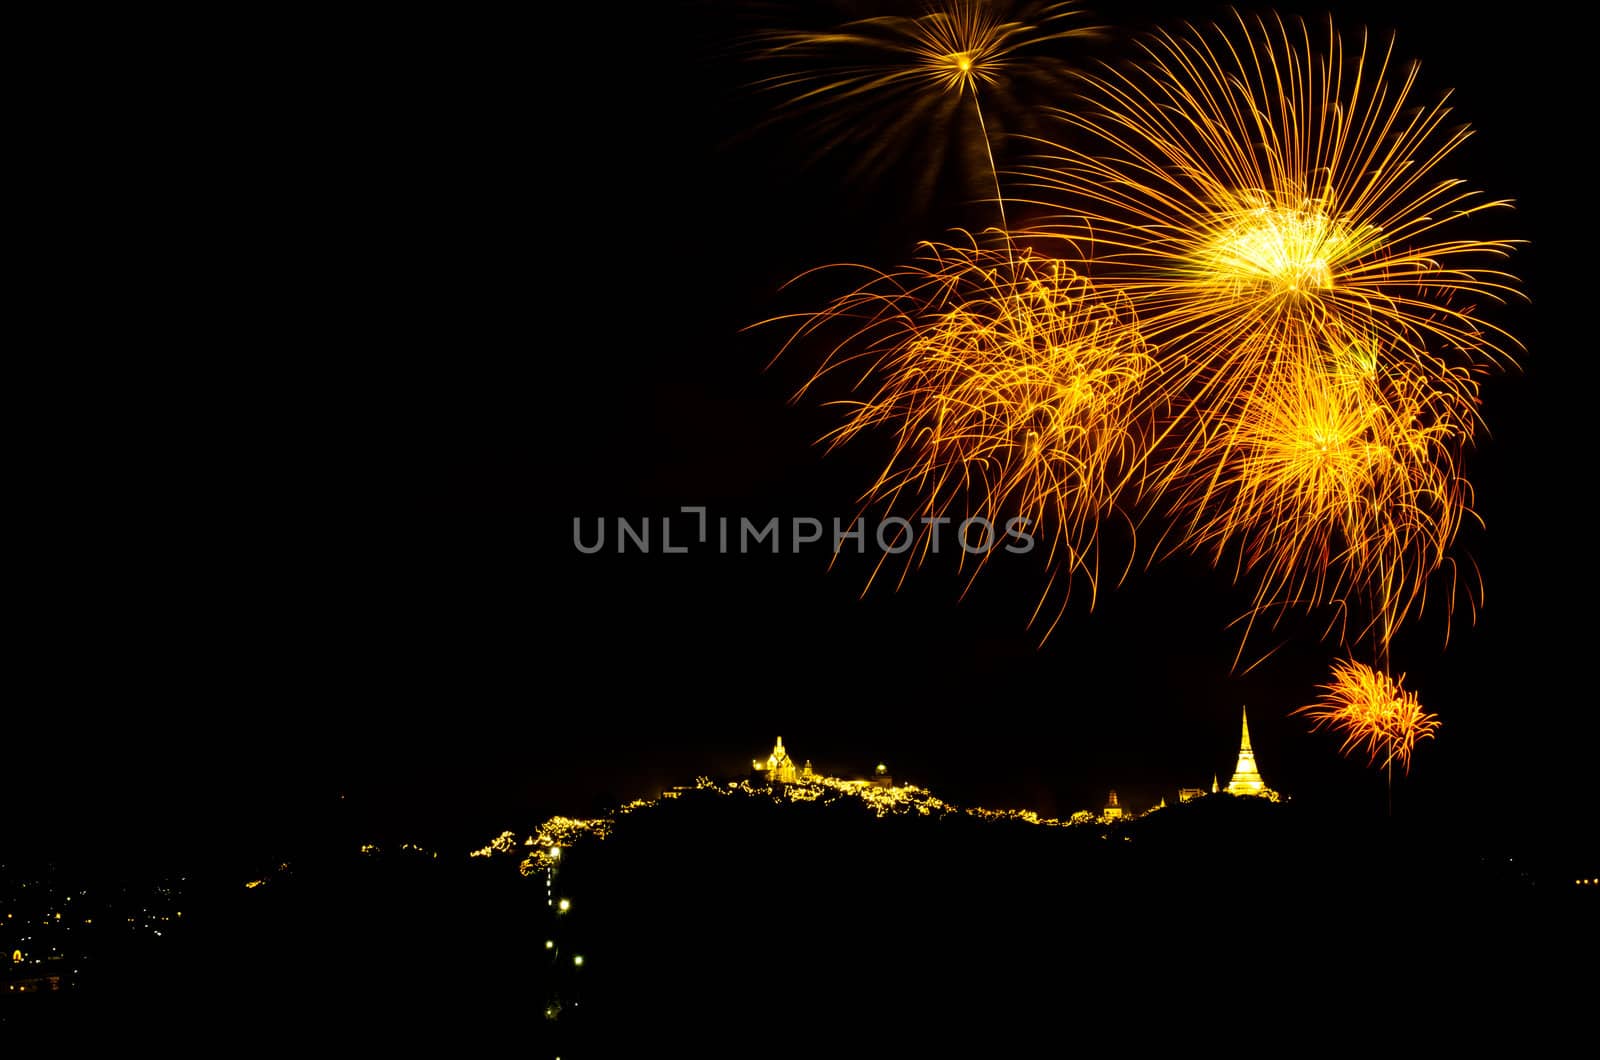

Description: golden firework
[1296,658,1441,774]
[1024,12,1518,385]
[1174,336,1475,653]
[1019,12,1518,649]
[769,233,1152,632]
[753,1,1101,213]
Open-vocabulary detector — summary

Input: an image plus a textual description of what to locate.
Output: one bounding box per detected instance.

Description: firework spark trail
[767,234,1152,635]
[1174,334,1476,661]
[752,1,1101,218]
[1017,12,1519,652]
[1295,658,1441,774]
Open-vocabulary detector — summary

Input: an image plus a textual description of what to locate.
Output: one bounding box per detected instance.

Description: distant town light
[557,898,571,913]
[573,954,585,967]
[545,939,555,949]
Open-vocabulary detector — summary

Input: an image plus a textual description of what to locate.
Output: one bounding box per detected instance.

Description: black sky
[13,2,1594,859]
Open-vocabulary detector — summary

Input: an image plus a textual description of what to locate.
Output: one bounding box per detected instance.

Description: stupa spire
[1226,706,1267,796]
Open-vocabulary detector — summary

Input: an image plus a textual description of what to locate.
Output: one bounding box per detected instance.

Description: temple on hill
[751,737,814,784]
[1224,707,1279,800]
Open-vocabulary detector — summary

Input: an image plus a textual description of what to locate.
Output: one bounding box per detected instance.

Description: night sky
[14,1,1593,861]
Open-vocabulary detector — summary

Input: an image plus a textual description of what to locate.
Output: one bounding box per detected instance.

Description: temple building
[1103,790,1123,819]
[751,737,814,784]
[1224,708,1279,800]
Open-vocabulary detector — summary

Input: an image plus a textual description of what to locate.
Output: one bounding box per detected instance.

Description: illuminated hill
[478,777,1580,1049]
[10,774,1582,1048]
[472,773,1119,875]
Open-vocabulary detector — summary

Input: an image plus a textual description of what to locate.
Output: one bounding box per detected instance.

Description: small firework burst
[753,1,1101,212]
[1296,659,1441,774]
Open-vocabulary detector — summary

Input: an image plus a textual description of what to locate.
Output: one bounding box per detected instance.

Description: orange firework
[768,233,1152,632]
[1174,335,1475,654]
[1296,659,1441,774]
[1019,12,1519,650]
[753,0,1101,215]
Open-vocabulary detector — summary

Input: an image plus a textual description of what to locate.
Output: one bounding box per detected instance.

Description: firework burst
[753,1,1102,213]
[1296,658,1441,774]
[1174,336,1476,654]
[769,233,1153,632]
[1019,12,1518,649]
[1023,11,1519,391]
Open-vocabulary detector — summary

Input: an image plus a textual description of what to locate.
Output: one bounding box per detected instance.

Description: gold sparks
[762,10,1520,663]
[752,1,1100,208]
[769,234,1151,629]
[1295,659,1442,774]
[1017,12,1516,652]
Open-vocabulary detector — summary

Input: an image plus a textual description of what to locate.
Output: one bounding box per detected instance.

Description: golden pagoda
[752,736,799,784]
[1225,707,1278,799]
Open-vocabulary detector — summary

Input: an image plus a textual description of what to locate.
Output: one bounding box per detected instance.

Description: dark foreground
[3,792,1593,1051]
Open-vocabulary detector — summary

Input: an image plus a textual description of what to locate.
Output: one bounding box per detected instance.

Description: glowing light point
[557,898,571,913]
[1203,204,1353,296]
